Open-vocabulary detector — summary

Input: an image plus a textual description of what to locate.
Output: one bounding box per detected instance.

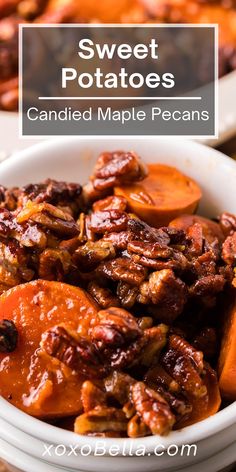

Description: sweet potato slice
[115,164,202,227]
[170,214,225,244]
[0,280,98,418]
[218,293,236,401]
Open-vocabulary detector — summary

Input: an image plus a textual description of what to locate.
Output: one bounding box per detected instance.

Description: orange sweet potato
[0,280,98,418]
[170,214,225,244]
[115,164,202,227]
[218,293,236,401]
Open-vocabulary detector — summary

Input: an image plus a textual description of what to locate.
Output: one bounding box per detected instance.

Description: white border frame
[19,24,218,140]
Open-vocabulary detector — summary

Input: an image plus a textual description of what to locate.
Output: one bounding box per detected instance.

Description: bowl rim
[0,137,236,455]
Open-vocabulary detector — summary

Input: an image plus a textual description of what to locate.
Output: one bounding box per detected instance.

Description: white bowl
[0,137,235,472]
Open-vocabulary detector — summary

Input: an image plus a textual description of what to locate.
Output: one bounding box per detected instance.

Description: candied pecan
[145,365,180,394]
[91,307,145,369]
[131,382,175,435]
[92,151,147,190]
[105,371,135,404]
[138,325,168,367]
[102,231,130,250]
[74,240,115,272]
[81,381,107,413]
[92,195,127,213]
[74,406,128,436]
[88,282,120,309]
[219,212,236,237]
[127,218,170,245]
[138,269,187,323]
[164,227,186,245]
[116,282,139,309]
[131,249,188,273]
[127,240,172,259]
[16,201,79,237]
[0,319,18,352]
[83,151,147,203]
[162,340,207,399]
[97,257,147,286]
[0,207,47,248]
[189,274,226,304]
[20,179,82,208]
[38,248,71,281]
[144,365,192,417]
[40,325,106,378]
[222,233,236,266]
[90,210,128,234]
[91,307,142,348]
[192,327,217,360]
[169,335,204,373]
[192,251,217,279]
[128,414,151,438]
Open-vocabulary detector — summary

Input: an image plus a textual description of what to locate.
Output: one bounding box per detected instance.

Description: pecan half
[91,307,142,348]
[162,336,207,398]
[128,414,151,438]
[74,406,128,436]
[81,381,107,412]
[105,371,135,404]
[91,307,145,369]
[144,365,192,419]
[20,179,82,212]
[116,282,139,309]
[98,257,147,286]
[40,325,105,378]
[102,231,130,250]
[138,269,187,323]
[0,319,18,352]
[38,248,71,281]
[127,218,171,244]
[92,151,147,190]
[131,382,175,435]
[90,210,128,234]
[16,201,79,237]
[83,151,147,203]
[127,240,172,259]
[92,195,127,212]
[169,335,204,373]
[189,274,226,306]
[74,240,115,272]
[88,282,120,309]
